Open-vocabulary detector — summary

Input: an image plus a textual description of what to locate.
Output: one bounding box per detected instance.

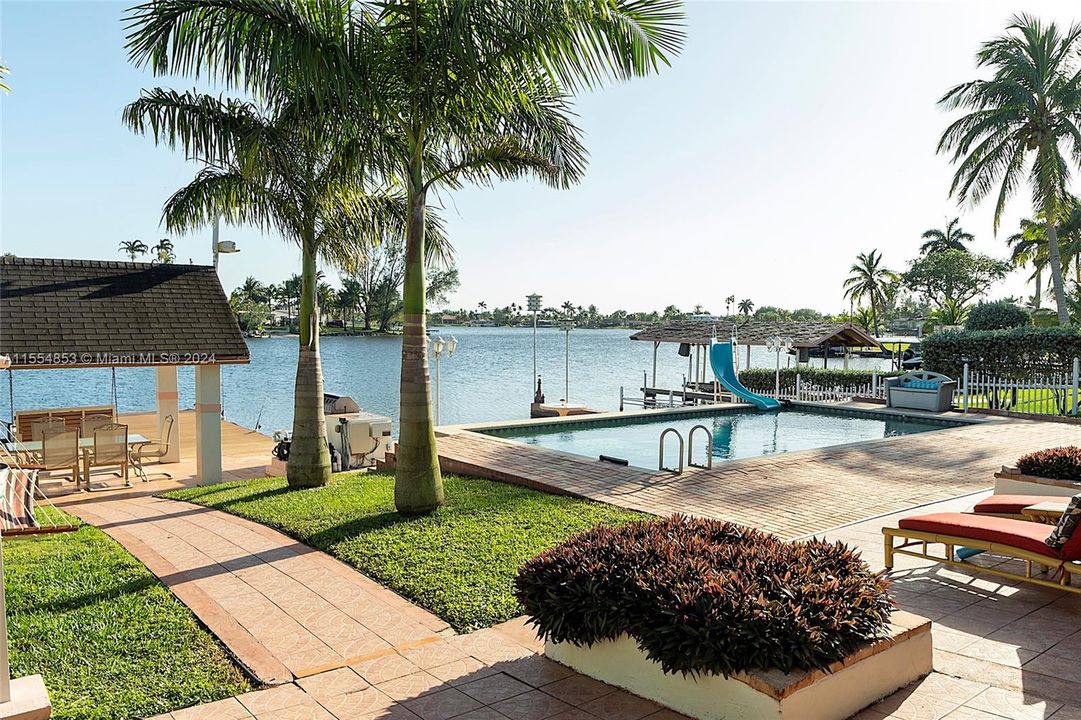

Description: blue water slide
[709,341,781,410]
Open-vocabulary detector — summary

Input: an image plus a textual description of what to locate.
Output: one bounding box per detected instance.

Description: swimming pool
[480,406,957,470]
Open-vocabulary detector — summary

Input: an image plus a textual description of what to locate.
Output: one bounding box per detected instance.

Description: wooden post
[652,342,658,387]
[155,365,181,463]
[195,364,222,484]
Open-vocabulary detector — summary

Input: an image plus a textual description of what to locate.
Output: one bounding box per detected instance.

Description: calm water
[484,408,947,470]
[0,327,892,435]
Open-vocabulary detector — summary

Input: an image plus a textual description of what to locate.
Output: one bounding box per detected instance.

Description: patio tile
[458,674,532,705]
[641,711,693,720]
[496,656,574,688]
[872,674,987,720]
[580,691,659,720]
[297,668,370,700]
[428,657,500,687]
[257,703,337,720]
[941,708,1010,719]
[964,687,1062,719]
[403,688,484,720]
[955,638,1039,668]
[1022,653,1081,684]
[540,676,614,707]
[377,671,449,701]
[452,710,514,720]
[1050,707,1081,720]
[400,642,470,670]
[987,618,1073,654]
[318,687,399,720]
[492,690,573,720]
[172,698,253,720]
[239,686,312,716]
[353,654,423,685]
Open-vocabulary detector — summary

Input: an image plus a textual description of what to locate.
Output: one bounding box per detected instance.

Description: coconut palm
[124,89,445,488]
[125,0,684,514]
[938,14,1081,325]
[119,239,149,261]
[240,276,269,306]
[737,299,754,318]
[843,250,895,337]
[0,64,10,93]
[151,238,175,264]
[1007,218,1049,309]
[920,217,974,255]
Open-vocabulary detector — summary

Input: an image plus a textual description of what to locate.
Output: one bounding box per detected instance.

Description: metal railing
[658,427,684,474]
[687,424,713,469]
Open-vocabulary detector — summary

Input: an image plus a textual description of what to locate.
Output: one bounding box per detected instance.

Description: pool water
[481,408,950,470]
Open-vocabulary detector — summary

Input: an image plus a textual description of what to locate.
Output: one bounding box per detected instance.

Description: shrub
[921,325,1081,379]
[739,367,896,394]
[515,516,893,677]
[1016,446,1081,481]
[965,301,1031,331]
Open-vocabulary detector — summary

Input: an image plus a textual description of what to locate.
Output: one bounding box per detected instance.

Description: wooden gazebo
[0,257,249,484]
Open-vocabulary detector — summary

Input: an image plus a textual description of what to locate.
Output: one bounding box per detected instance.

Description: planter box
[544,611,931,720]
[994,466,1081,498]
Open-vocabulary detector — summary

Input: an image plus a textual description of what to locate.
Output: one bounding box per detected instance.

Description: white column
[155,366,180,463]
[194,364,222,485]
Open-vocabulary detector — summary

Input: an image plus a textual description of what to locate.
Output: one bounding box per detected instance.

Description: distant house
[688,313,721,322]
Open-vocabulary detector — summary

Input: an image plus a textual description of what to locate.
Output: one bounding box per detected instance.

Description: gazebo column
[155,366,181,463]
[194,364,222,484]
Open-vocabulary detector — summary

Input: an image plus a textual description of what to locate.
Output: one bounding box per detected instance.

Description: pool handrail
[658,427,684,474]
[687,424,713,470]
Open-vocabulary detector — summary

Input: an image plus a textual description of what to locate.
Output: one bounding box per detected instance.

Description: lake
[0,327,892,435]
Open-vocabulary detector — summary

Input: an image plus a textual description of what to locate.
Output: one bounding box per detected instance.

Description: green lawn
[165,472,649,631]
[5,518,250,720]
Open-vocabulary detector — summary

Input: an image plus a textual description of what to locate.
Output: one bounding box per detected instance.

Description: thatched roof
[629,320,881,349]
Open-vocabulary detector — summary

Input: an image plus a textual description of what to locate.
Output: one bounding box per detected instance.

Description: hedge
[1016,447,1081,481]
[515,516,893,677]
[739,367,897,394]
[965,301,1030,331]
[921,326,1081,379]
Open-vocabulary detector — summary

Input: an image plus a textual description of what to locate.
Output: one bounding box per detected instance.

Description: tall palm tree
[119,239,149,261]
[737,299,754,318]
[1007,217,1049,309]
[241,276,269,306]
[920,217,974,255]
[151,238,175,263]
[843,250,894,336]
[938,14,1081,326]
[126,0,684,514]
[124,89,442,488]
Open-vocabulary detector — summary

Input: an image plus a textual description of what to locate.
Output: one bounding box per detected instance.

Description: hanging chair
[0,439,79,537]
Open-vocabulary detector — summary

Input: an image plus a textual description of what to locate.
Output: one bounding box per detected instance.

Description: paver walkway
[435,414,1081,538]
[68,495,450,684]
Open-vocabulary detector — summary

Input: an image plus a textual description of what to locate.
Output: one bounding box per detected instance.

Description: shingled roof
[629,319,881,349]
[0,257,249,369]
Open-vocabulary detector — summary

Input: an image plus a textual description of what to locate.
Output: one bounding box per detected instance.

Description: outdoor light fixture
[527,293,543,397]
[765,336,794,399]
[211,217,240,270]
[429,335,458,425]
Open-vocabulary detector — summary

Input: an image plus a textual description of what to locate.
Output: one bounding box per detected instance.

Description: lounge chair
[883,512,1081,593]
[970,494,1067,520]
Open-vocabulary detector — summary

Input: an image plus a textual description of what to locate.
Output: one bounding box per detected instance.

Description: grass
[5,516,250,720]
[165,472,650,631]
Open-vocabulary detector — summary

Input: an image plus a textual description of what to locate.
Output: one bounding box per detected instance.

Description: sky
[2,0,1080,315]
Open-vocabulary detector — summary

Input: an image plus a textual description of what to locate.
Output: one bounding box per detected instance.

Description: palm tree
[240,276,268,306]
[126,0,685,514]
[843,250,894,336]
[0,64,10,93]
[151,238,175,264]
[737,299,754,318]
[119,239,149,261]
[920,217,974,255]
[1007,217,1049,309]
[938,14,1081,325]
[124,90,438,488]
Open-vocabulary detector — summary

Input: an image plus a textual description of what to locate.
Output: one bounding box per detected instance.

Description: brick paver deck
[68,495,449,685]
[435,413,1081,538]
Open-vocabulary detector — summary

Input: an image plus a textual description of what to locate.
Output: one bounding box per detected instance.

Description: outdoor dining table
[4,434,148,490]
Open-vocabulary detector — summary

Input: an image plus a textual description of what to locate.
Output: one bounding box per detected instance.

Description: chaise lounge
[883,510,1081,593]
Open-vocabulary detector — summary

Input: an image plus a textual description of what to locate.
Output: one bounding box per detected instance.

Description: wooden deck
[47,409,274,504]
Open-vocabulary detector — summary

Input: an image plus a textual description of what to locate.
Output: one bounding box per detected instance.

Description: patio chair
[81,414,114,437]
[30,417,67,442]
[883,509,1081,594]
[39,428,81,487]
[84,423,129,490]
[129,414,174,483]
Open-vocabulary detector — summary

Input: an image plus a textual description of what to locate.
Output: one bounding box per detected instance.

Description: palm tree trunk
[1045,215,1071,326]
[1034,266,1043,309]
[287,233,331,488]
[394,159,444,515]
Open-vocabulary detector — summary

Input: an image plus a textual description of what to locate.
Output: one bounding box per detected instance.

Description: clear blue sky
[2,1,1077,314]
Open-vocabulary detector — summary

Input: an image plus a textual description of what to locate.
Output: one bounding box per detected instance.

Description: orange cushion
[972,495,1056,515]
[898,512,1059,559]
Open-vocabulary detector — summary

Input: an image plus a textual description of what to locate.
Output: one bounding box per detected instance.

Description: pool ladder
[658,425,713,474]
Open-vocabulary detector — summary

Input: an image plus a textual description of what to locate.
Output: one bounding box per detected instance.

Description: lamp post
[429,335,457,425]
[561,320,573,405]
[765,336,793,399]
[526,293,542,395]
[211,216,240,270]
